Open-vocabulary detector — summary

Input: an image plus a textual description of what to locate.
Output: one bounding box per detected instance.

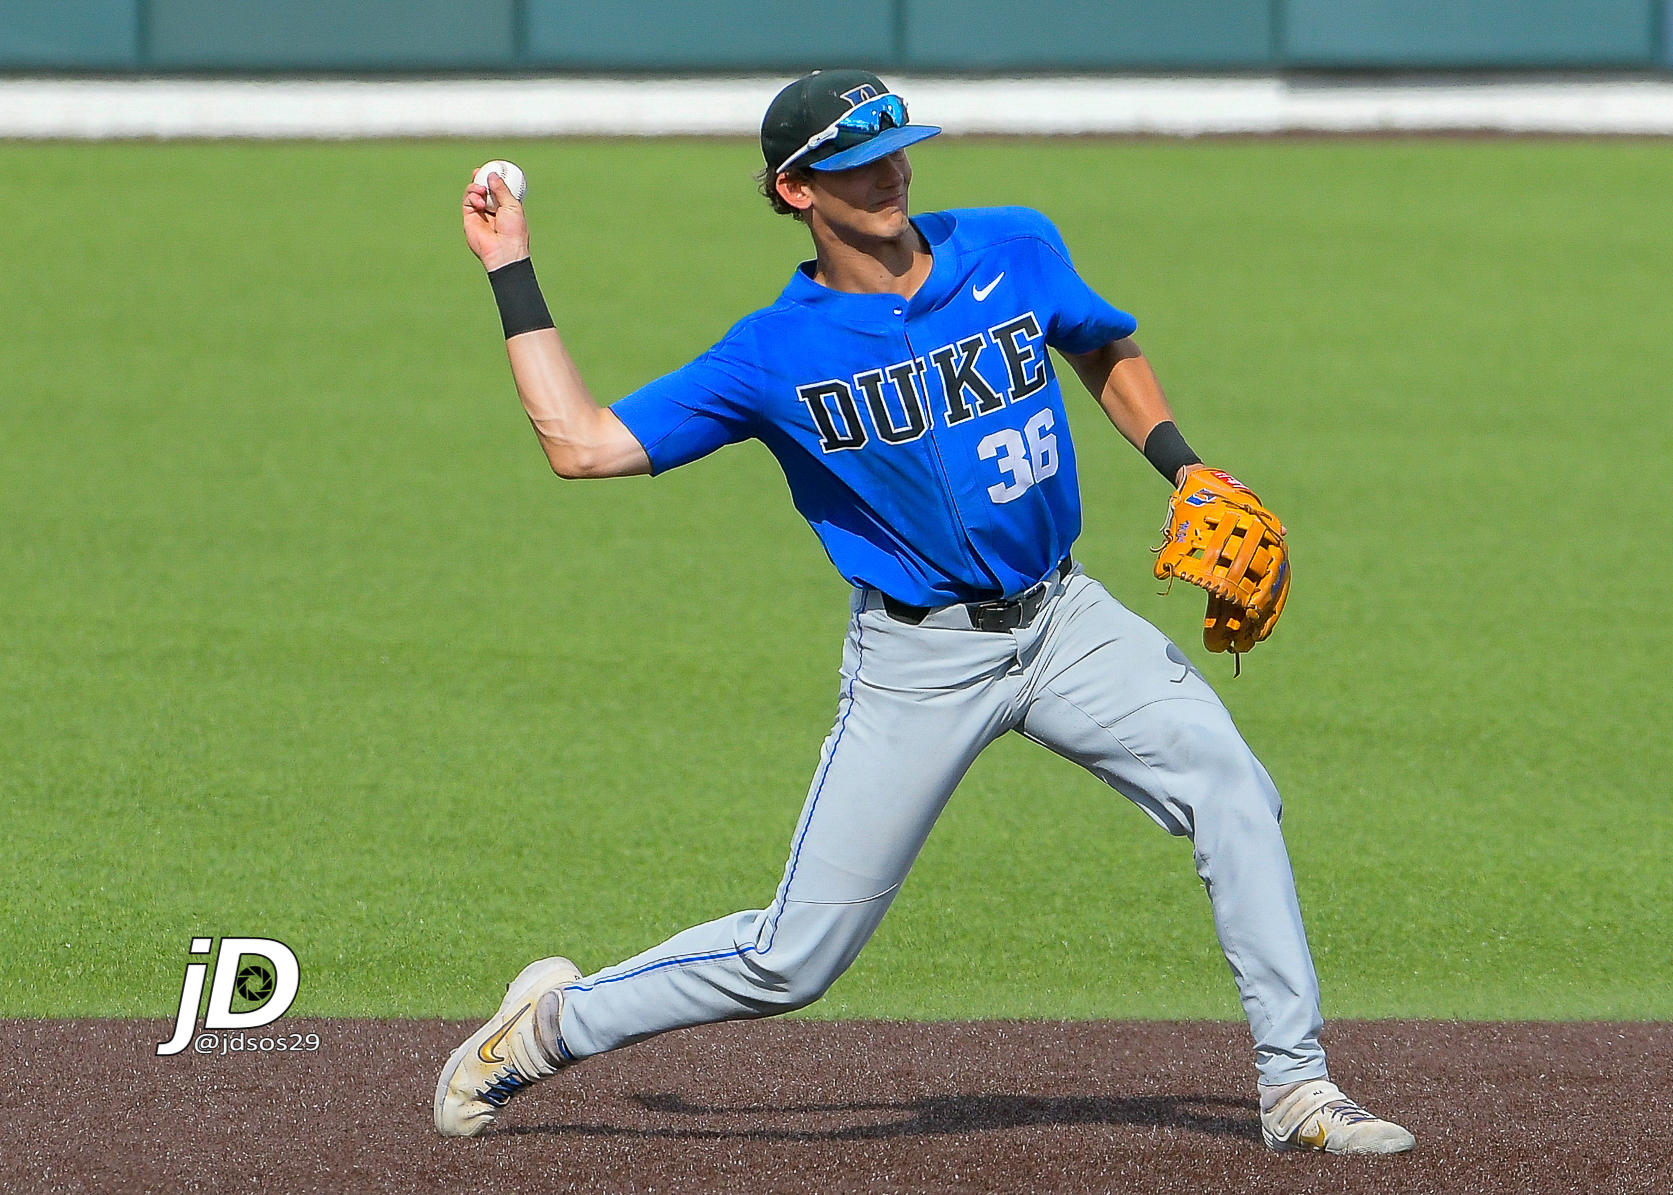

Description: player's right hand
[463,172,530,272]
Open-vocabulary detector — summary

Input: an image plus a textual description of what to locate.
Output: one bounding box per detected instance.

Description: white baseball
[473,159,527,213]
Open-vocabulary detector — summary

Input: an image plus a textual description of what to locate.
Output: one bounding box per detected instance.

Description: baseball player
[436,70,1415,1156]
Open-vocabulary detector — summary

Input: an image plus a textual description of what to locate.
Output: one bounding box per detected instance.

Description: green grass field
[1,137,1668,1021]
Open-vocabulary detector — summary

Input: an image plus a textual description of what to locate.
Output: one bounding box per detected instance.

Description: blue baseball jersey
[611,206,1136,606]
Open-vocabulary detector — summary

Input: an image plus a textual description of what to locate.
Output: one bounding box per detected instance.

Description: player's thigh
[779,608,1016,904]
[1020,577,1278,834]
[1029,574,1222,722]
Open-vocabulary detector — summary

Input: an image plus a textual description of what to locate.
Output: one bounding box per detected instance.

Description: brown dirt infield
[3,1018,1668,1193]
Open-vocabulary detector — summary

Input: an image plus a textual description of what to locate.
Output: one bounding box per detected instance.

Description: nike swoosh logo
[477,1002,532,1065]
[972,272,1004,301]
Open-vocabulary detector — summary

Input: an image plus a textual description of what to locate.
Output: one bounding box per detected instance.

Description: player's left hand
[1154,467,1290,659]
[463,172,530,272]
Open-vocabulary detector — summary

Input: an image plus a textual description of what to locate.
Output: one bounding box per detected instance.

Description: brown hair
[756,164,814,222]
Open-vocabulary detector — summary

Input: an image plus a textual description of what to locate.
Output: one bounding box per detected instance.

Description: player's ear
[775,172,815,214]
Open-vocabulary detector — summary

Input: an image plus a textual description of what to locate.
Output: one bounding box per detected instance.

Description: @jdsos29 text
[156,936,302,1057]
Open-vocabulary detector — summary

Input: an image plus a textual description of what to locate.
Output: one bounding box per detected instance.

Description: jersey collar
[782,214,960,317]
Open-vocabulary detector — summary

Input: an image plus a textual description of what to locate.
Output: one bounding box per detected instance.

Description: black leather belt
[882,556,1072,632]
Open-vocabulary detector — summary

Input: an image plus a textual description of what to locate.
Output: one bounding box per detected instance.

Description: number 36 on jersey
[978,409,1058,504]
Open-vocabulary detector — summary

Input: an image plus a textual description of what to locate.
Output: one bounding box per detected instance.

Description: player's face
[803,151,914,243]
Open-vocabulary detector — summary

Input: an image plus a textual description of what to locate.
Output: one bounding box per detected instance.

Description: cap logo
[840,83,881,105]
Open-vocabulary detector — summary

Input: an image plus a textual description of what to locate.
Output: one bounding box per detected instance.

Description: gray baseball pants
[557,565,1328,1086]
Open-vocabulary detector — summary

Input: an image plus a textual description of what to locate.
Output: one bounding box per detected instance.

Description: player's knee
[782,967,840,1010]
[744,955,841,1012]
[1160,712,1283,827]
[1205,755,1282,825]
[742,901,879,1011]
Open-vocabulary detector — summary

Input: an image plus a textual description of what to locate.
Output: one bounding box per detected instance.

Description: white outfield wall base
[4,76,1673,139]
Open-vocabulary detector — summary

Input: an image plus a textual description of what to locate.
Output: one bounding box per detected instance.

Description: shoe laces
[1322,1098,1380,1126]
[476,1067,533,1108]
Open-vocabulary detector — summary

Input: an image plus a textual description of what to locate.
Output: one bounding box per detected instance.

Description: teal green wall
[1284,0,1658,65]
[0,1,1668,72]
[526,0,895,68]
[903,0,1274,67]
[0,0,137,67]
[146,0,513,69]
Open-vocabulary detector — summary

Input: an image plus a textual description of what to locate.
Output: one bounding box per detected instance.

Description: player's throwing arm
[461,164,650,480]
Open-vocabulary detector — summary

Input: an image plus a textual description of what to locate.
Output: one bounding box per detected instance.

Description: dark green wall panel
[148,0,515,68]
[0,0,136,66]
[1283,0,1657,65]
[526,0,896,67]
[904,0,1273,67]
[2,0,1671,73]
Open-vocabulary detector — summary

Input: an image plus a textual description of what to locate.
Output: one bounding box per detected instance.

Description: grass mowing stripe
[0,138,1667,1018]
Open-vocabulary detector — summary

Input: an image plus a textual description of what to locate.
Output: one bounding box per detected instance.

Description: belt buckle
[968,576,1054,633]
[970,601,1020,633]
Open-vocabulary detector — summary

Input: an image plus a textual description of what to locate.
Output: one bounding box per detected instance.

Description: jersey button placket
[900,306,986,589]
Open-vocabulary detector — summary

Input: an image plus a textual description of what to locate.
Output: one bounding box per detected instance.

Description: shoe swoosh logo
[972,272,1004,301]
[477,1002,532,1065]
[1298,1119,1329,1150]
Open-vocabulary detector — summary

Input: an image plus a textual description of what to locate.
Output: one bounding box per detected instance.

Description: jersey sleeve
[1020,209,1138,354]
[609,331,758,475]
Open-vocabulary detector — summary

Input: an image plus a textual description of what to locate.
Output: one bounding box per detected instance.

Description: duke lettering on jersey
[933,334,1007,425]
[611,207,1137,606]
[797,311,1048,453]
[797,380,868,451]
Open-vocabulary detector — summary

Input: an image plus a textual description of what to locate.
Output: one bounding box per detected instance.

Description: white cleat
[433,955,582,1137]
[1260,1080,1417,1155]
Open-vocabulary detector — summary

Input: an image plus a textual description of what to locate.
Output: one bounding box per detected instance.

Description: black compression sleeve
[487,257,555,339]
[1142,420,1202,485]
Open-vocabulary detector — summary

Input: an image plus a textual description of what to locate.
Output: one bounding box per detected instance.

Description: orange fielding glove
[1154,468,1290,659]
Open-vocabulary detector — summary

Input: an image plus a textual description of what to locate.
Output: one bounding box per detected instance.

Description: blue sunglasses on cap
[775,94,910,175]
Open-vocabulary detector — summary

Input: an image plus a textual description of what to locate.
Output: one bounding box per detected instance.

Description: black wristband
[487,257,555,339]
[1142,420,1202,485]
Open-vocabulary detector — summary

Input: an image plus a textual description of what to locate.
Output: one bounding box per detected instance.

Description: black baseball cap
[761,70,941,177]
